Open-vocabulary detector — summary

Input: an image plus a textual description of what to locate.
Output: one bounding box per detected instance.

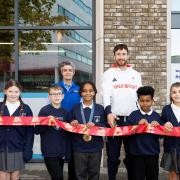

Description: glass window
[0,0,94,89]
[0,30,15,90]
[171,0,180,28]
[73,0,92,15]
[19,0,92,26]
[19,30,92,91]
[171,29,180,57]
[172,0,180,11]
[0,0,14,26]
[171,0,180,83]
[77,54,81,61]
[171,29,180,82]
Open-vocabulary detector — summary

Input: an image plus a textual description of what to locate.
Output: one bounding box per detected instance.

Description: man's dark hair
[137,86,155,99]
[113,44,128,55]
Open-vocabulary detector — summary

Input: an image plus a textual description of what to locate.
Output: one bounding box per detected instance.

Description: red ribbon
[0,116,179,137]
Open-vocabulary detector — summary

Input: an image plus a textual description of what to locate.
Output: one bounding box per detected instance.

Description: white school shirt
[6,101,20,116]
[171,103,180,123]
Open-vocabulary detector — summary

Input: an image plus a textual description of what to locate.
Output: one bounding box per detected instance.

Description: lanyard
[80,103,95,124]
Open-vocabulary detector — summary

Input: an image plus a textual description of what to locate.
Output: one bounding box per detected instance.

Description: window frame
[0,0,96,83]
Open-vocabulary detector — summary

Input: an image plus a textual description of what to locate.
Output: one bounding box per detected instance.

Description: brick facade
[104,0,167,112]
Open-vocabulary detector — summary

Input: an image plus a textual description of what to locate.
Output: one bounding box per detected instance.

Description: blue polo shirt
[57,81,80,112]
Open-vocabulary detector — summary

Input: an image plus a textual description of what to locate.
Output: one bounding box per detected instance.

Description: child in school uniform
[127,86,162,180]
[0,79,34,180]
[161,82,180,180]
[35,85,69,180]
[69,81,105,180]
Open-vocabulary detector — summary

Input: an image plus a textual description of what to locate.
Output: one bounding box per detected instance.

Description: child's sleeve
[66,111,72,123]
[161,106,168,124]
[68,107,76,123]
[157,114,164,138]
[157,113,163,125]
[23,105,34,162]
[34,108,48,135]
[127,112,136,125]
[64,109,76,162]
[63,110,68,123]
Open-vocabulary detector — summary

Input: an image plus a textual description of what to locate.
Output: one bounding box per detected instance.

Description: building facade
[96,0,180,112]
[97,0,167,112]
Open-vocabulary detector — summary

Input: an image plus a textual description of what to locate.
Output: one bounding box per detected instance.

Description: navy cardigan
[162,104,180,154]
[127,110,162,155]
[35,104,69,158]
[69,103,105,153]
[0,103,34,162]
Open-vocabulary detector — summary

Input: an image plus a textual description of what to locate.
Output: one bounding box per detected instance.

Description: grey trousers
[73,151,102,180]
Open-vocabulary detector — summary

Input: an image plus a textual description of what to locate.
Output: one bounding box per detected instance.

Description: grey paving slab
[20,163,168,180]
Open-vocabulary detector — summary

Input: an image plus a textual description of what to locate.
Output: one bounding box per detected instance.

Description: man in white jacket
[101,44,142,180]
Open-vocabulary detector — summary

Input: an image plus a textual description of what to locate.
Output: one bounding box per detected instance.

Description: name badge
[73,90,79,93]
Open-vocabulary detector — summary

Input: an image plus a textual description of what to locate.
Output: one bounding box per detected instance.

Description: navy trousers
[106,136,122,180]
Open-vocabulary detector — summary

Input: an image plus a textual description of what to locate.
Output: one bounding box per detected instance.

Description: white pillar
[54,67,59,83]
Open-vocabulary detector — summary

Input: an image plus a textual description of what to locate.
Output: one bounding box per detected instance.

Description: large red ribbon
[0,116,179,137]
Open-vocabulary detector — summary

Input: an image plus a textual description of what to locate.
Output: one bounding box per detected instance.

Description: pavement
[20,163,169,180]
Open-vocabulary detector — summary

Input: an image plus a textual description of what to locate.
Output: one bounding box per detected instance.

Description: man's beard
[116,59,127,67]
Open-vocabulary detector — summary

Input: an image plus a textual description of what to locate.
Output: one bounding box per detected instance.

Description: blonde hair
[48,85,63,94]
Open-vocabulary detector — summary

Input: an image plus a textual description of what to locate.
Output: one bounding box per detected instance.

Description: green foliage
[0,0,69,63]
[19,0,68,26]
[0,1,14,25]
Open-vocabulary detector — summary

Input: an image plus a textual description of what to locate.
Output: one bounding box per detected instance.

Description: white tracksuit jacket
[101,66,142,116]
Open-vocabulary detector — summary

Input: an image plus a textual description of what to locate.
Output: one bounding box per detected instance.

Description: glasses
[49,92,63,96]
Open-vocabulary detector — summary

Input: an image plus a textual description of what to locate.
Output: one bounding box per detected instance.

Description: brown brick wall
[104,0,167,112]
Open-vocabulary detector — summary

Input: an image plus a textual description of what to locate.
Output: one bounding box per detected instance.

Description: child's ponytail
[19,96,24,116]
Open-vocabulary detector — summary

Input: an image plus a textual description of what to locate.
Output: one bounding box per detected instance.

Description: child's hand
[151,121,159,127]
[48,115,54,118]
[107,113,116,127]
[86,122,95,128]
[164,122,173,132]
[138,119,148,125]
[71,120,79,126]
